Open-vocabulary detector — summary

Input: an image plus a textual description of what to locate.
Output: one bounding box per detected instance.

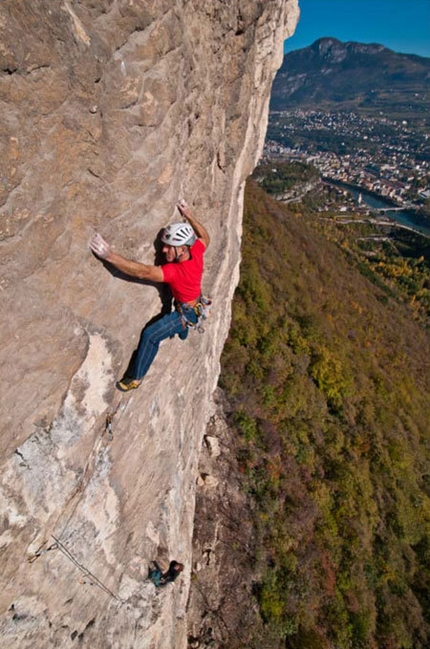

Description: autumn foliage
[220,180,430,648]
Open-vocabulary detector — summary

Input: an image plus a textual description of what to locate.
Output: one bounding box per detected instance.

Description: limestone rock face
[0,1,298,647]
[187,390,260,647]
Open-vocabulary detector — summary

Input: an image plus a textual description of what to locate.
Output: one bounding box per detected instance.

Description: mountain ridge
[270,37,430,113]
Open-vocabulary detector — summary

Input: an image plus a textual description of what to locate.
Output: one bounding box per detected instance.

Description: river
[327,181,430,238]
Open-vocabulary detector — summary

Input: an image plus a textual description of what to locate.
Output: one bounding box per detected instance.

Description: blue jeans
[131,305,198,380]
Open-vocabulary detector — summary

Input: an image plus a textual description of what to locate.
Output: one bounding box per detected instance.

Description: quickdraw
[105,400,123,441]
[28,540,58,563]
[177,295,212,333]
[105,413,114,441]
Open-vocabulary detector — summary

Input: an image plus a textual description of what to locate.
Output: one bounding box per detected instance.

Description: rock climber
[89,200,210,391]
[148,560,184,587]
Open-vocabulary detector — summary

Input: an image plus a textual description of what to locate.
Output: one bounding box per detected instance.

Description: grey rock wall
[0,1,298,647]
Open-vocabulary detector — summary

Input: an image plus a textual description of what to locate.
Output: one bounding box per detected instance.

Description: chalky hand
[90,233,111,260]
[177,198,190,219]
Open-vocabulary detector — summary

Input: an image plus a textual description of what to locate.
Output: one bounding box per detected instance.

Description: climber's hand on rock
[177,199,191,218]
[90,233,112,260]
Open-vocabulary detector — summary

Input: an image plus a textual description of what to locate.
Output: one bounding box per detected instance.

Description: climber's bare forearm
[179,207,210,248]
[105,251,163,282]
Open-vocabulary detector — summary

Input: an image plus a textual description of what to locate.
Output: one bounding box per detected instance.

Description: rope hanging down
[52,535,123,601]
[27,398,131,599]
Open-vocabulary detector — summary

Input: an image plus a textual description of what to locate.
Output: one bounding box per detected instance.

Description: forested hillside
[219,180,430,649]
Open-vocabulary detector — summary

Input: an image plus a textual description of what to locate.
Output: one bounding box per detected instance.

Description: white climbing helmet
[161,222,196,247]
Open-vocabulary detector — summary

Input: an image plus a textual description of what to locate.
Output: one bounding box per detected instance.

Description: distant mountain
[270,37,430,114]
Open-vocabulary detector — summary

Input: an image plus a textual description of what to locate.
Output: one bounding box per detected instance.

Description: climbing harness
[177,295,212,333]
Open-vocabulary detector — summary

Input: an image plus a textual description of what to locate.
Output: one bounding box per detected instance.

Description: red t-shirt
[161,239,205,303]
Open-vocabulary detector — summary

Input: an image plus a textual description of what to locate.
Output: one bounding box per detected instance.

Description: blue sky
[284,0,430,57]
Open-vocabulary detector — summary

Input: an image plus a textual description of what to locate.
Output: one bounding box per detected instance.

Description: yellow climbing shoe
[117,377,141,392]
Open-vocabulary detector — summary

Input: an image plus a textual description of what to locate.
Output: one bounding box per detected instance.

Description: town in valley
[265,109,430,211]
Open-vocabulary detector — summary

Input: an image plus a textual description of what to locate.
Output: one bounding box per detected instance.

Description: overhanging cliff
[0,1,299,647]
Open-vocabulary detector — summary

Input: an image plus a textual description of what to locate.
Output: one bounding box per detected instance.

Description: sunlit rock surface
[0,1,298,646]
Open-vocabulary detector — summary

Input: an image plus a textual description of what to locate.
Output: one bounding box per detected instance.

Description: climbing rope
[52,535,124,601]
[27,395,131,604]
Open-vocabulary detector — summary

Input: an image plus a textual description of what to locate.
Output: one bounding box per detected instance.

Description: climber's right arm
[90,233,163,282]
[176,201,210,249]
